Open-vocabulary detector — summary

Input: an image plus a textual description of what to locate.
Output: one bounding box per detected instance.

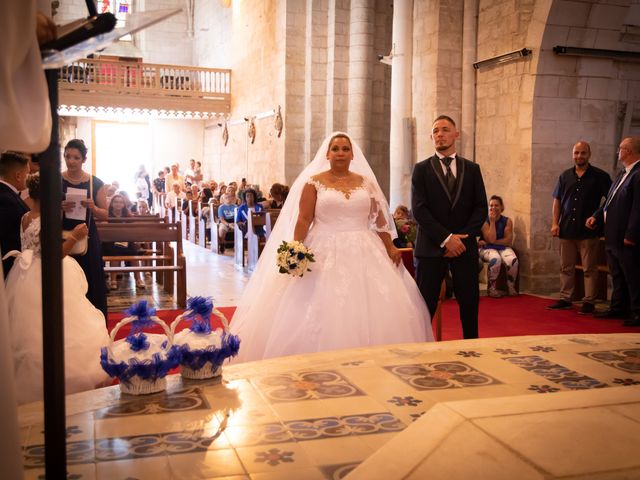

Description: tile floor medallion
[253,370,365,402]
[383,361,501,390]
[19,334,640,478]
[503,355,609,389]
[95,386,210,418]
[579,348,640,373]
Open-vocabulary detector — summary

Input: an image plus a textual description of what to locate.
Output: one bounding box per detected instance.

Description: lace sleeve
[365,178,396,237]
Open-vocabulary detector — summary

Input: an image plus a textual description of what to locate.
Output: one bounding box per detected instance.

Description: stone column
[389,0,414,209]
[460,0,477,160]
[347,0,375,153]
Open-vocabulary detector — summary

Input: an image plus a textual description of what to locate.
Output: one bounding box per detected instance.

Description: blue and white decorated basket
[100,301,180,395]
[171,297,240,380]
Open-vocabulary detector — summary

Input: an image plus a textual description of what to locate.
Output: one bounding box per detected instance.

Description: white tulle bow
[2,249,34,270]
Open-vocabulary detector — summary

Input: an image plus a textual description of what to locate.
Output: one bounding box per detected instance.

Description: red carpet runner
[107,295,634,341]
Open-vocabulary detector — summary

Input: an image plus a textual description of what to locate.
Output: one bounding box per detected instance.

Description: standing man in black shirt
[548,141,611,314]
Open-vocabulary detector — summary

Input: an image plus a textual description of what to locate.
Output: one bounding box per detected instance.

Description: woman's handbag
[62,230,88,255]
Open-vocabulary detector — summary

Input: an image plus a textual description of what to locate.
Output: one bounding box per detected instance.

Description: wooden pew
[246,211,268,271]
[179,206,187,239]
[265,208,280,237]
[188,199,197,244]
[233,210,271,270]
[103,214,166,223]
[97,222,187,307]
[154,192,167,217]
[197,201,206,248]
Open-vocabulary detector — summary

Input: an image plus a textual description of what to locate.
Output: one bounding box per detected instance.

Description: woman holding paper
[61,139,109,317]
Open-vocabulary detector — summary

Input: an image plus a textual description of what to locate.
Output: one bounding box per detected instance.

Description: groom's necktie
[442,156,456,196]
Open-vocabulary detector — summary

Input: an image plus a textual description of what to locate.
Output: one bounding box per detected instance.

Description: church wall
[196,0,285,192]
[473,0,539,289]
[135,0,192,65]
[54,0,192,65]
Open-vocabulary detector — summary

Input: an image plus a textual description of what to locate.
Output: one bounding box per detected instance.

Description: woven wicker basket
[101,314,178,395]
[171,307,238,380]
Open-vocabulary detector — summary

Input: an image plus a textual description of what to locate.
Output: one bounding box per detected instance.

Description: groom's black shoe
[594,309,627,319]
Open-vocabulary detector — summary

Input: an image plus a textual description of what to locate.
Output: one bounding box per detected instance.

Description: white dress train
[4,216,110,405]
[230,179,433,362]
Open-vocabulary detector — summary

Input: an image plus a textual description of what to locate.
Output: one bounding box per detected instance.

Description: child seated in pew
[103,194,146,290]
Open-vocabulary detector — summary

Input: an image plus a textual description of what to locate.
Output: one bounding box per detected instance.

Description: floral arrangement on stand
[395,219,417,248]
[276,240,315,277]
[171,296,241,380]
[100,300,181,395]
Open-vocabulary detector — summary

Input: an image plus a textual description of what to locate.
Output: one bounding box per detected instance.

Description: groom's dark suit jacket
[411,154,487,339]
[411,155,487,257]
[0,182,30,277]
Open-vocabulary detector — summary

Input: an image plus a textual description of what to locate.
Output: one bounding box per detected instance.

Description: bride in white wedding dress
[4,174,109,405]
[230,132,433,362]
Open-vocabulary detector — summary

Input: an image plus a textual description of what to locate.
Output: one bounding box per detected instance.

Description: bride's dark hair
[26,173,40,200]
[327,133,352,153]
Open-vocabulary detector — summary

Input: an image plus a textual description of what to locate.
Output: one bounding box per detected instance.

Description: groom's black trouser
[415,248,480,339]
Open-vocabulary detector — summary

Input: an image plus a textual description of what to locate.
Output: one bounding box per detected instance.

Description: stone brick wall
[528,0,640,292]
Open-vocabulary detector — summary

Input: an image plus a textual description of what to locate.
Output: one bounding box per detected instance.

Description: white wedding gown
[4,216,109,405]
[230,179,433,362]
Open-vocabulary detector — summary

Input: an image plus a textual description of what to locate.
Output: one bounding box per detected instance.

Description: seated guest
[209,180,219,197]
[165,182,186,210]
[152,170,165,194]
[392,204,417,248]
[199,188,214,242]
[479,195,519,297]
[119,190,134,211]
[217,194,236,252]
[136,199,150,215]
[262,182,289,209]
[214,183,227,202]
[236,188,265,237]
[227,184,241,205]
[103,194,145,289]
[181,190,194,216]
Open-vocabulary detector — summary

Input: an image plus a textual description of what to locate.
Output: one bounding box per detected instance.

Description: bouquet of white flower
[277,240,315,277]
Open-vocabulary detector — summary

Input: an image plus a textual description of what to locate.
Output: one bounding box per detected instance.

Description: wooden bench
[102,214,166,223]
[188,199,197,244]
[97,222,187,307]
[574,237,608,301]
[154,192,167,217]
[235,210,272,271]
[210,205,236,254]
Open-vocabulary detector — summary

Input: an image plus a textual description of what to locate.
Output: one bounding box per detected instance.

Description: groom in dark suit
[411,115,488,338]
[586,136,640,326]
[0,152,30,277]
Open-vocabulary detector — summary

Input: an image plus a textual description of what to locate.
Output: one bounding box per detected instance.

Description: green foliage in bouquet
[276,240,316,277]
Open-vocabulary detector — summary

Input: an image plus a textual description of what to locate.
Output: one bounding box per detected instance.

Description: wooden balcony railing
[58,58,231,114]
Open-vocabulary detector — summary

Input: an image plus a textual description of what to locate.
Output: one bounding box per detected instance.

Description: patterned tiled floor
[18,333,640,479]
